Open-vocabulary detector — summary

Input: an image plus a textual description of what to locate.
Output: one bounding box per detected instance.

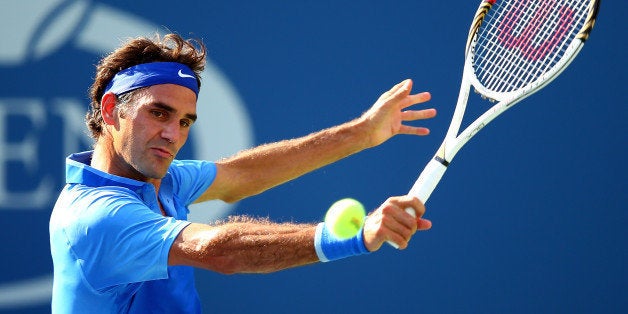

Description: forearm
[208,118,371,202]
[171,218,319,274]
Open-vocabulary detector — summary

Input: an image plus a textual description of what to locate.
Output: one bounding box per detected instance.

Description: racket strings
[493,3,570,91]
[472,0,590,94]
[480,1,564,90]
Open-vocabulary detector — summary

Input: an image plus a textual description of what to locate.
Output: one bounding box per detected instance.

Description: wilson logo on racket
[498,0,576,61]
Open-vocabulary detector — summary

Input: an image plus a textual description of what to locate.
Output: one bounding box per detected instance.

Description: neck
[91,137,162,192]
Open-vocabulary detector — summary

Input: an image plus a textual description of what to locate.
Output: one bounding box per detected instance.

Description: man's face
[110,84,198,181]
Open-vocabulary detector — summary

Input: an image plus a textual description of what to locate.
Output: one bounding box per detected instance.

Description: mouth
[151,147,174,159]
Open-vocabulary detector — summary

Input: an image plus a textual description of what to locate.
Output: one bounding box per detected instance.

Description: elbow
[190,231,248,275]
[195,190,245,204]
[193,248,241,275]
[209,263,239,275]
[219,194,245,204]
[219,187,264,204]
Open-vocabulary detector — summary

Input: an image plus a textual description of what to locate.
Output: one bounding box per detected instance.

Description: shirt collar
[65,151,152,191]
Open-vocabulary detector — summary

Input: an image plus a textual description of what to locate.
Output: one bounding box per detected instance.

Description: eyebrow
[152,102,198,122]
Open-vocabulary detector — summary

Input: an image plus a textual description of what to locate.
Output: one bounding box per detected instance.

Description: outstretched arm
[169,196,430,273]
[196,79,436,203]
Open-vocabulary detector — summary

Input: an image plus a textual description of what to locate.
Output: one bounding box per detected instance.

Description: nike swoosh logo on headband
[178,69,195,79]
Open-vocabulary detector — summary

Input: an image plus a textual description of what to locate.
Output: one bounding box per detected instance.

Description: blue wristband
[314,222,370,262]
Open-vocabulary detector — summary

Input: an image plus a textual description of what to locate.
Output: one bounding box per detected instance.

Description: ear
[101,92,118,125]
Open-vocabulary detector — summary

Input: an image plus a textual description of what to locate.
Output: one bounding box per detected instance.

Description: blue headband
[103,62,199,97]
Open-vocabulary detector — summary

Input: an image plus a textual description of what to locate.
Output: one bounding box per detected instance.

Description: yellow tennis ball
[324,198,366,239]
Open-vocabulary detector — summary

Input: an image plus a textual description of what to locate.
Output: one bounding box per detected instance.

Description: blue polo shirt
[50,151,217,313]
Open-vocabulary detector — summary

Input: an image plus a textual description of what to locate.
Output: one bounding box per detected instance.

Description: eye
[150,110,167,119]
[180,119,192,128]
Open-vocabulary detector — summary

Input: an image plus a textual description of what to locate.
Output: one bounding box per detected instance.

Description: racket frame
[407,0,600,203]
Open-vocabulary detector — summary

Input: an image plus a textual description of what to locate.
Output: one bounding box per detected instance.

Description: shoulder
[167,159,217,187]
[168,159,216,176]
[165,159,217,205]
[52,184,147,231]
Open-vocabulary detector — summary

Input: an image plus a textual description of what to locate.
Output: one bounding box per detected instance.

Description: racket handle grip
[387,158,447,249]
[408,157,448,204]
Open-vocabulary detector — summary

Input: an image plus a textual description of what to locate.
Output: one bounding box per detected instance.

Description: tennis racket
[398,0,600,240]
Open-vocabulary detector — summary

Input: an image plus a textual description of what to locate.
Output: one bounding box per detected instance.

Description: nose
[161,121,180,144]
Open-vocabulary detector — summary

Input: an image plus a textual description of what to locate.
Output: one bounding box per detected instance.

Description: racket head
[465,0,601,101]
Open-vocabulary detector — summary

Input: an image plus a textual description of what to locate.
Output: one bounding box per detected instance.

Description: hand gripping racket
[395,0,600,246]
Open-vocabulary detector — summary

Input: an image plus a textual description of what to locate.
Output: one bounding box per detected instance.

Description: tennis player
[49,33,436,313]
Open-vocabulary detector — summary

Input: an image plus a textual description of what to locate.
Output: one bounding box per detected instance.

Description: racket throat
[434,141,454,167]
[433,156,450,167]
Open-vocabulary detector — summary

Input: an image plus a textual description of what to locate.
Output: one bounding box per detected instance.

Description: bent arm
[169,196,431,273]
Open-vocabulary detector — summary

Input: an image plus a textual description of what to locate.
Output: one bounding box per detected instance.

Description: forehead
[133,84,198,113]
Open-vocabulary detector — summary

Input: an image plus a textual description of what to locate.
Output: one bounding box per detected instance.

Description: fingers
[362,196,431,251]
[379,78,430,102]
[416,218,432,230]
[399,108,438,135]
[381,201,418,242]
[362,79,436,146]
[399,91,436,136]
[386,81,436,122]
[376,79,412,104]
[389,79,413,98]
[403,91,432,109]
[387,80,430,106]
[401,108,437,121]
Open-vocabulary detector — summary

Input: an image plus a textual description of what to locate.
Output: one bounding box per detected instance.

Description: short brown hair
[85,33,206,140]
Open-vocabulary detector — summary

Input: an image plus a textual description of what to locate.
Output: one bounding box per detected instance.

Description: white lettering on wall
[0,98,91,210]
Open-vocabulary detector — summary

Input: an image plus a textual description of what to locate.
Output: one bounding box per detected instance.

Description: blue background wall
[0,1,625,313]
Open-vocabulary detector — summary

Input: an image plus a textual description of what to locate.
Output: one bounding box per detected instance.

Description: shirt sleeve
[68,187,190,290]
[168,159,217,205]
